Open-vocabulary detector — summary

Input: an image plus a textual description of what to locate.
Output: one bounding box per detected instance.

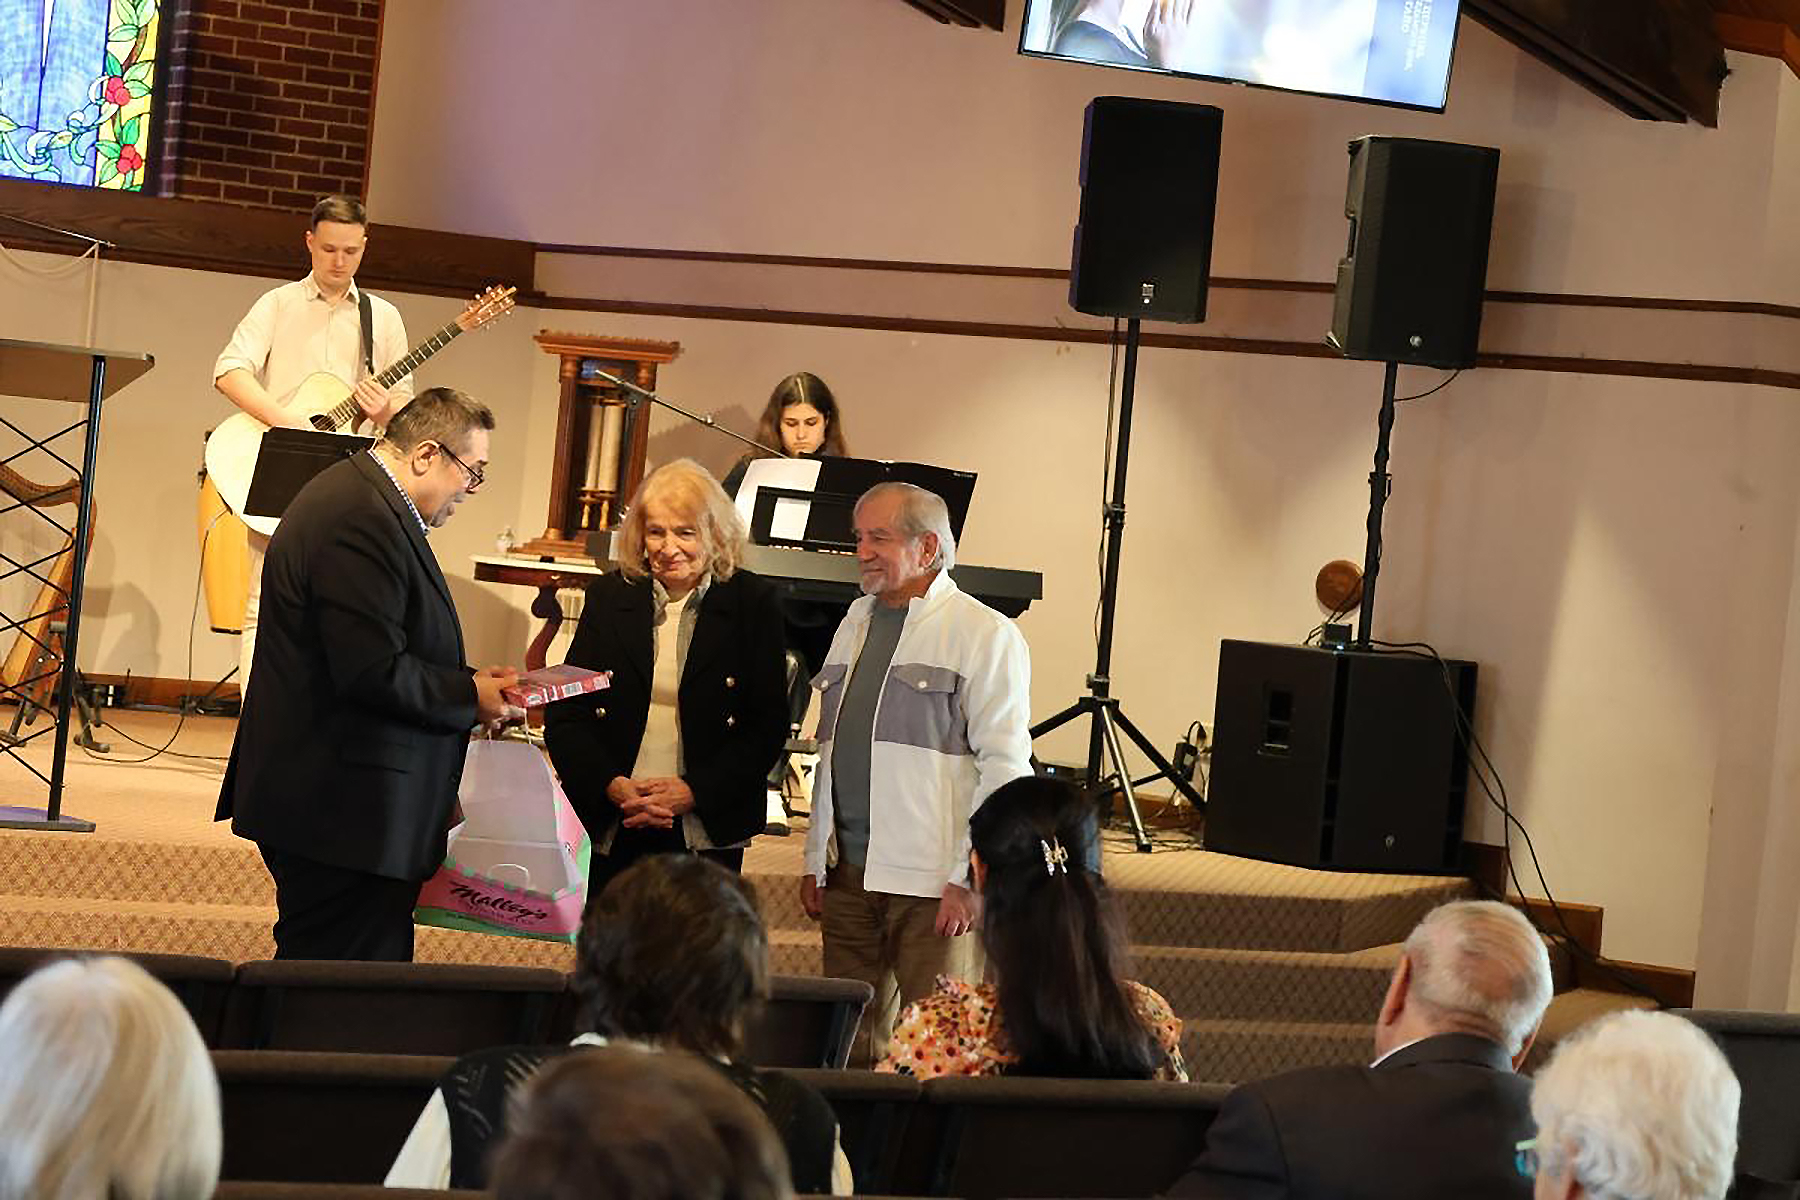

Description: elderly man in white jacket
[799,482,1034,1066]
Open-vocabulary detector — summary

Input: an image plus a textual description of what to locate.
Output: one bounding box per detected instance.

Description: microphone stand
[0,212,117,249]
[586,368,788,460]
[0,213,116,348]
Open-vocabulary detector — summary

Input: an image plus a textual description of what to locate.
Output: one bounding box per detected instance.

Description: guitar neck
[318,318,465,431]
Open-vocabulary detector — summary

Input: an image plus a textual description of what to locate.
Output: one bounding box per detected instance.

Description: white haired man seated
[1168,898,1555,1199]
[1523,1009,1739,1200]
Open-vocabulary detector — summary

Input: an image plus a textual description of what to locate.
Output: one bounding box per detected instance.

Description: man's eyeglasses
[1514,1137,1538,1180]
[432,441,485,491]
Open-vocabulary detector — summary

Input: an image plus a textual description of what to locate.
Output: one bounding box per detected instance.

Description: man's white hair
[856,482,956,570]
[0,955,221,1200]
[1404,899,1553,1056]
[1531,1009,1739,1200]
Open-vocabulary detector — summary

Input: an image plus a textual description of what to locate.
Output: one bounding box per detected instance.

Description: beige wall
[4,2,1794,993]
[0,249,539,682]
[360,2,1800,987]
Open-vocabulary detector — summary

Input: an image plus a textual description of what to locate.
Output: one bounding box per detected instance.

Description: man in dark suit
[1168,899,1555,1200]
[218,387,518,961]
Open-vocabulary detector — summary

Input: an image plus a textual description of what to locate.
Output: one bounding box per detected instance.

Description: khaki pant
[821,861,976,1068]
[240,529,269,696]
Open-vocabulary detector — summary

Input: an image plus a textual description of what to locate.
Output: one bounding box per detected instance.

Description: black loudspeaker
[1206,640,1477,873]
[1327,136,1500,370]
[1070,97,1222,324]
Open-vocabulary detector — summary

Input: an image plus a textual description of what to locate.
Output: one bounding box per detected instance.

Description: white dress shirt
[213,274,413,414]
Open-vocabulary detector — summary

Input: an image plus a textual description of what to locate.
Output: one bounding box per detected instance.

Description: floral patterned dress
[877,976,1188,1081]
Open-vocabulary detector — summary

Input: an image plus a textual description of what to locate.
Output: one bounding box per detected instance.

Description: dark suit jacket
[217,454,478,880]
[542,569,788,850]
[1167,1033,1535,1200]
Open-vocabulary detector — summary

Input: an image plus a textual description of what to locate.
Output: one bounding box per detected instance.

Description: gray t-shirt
[831,603,908,867]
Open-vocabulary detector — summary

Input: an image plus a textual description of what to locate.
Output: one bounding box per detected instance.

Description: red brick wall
[158,0,384,210]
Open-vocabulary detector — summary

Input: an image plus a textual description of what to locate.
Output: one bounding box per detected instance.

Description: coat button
[725,715,736,727]
[595,707,607,718]
[916,680,928,690]
[725,676,737,688]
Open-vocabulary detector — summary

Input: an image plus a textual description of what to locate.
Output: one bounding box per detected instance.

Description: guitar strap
[357,288,375,379]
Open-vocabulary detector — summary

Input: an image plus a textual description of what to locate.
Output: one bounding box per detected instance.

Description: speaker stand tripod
[1031,319,1207,853]
[1354,361,1401,647]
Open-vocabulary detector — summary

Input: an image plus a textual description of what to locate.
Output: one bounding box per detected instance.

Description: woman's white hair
[856,482,957,570]
[615,458,747,583]
[1404,899,1553,1056]
[1531,1009,1739,1200]
[0,956,221,1200]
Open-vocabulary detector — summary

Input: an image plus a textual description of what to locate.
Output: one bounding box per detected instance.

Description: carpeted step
[1180,1016,1375,1085]
[0,833,274,906]
[0,894,578,970]
[1113,871,1474,953]
[1138,943,1400,1025]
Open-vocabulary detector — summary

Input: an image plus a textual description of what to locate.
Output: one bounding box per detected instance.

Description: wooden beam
[1464,0,1727,125]
[0,177,537,300]
[1715,11,1800,76]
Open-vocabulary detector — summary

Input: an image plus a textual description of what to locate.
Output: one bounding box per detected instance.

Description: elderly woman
[1524,1009,1739,1200]
[389,854,848,1194]
[491,1047,795,1200]
[545,458,789,895]
[0,956,221,1200]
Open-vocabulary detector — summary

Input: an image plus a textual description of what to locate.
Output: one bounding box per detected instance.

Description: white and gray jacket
[803,570,1034,898]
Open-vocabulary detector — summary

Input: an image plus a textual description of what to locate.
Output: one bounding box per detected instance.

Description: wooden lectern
[520,331,681,558]
[0,338,154,832]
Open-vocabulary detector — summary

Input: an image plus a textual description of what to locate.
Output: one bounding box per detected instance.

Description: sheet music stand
[242,428,376,520]
[0,338,154,833]
[744,457,978,550]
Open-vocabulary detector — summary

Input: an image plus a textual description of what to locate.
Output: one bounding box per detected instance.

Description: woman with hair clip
[878,775,1187,1079]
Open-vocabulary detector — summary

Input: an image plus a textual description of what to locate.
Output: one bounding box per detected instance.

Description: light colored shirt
[830,602,908,867]
[366,449,428,537]
[633,588,689,780]
[213,274,413,414]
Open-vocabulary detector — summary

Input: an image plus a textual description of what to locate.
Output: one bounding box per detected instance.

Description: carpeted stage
[0,709,1640,1083]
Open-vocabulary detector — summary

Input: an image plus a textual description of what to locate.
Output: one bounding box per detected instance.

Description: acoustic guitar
[204,284,516,536]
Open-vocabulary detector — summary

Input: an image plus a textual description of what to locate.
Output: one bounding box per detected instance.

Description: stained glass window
[0,0,163,190]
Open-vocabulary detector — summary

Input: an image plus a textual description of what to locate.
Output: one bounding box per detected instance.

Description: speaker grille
[1070,97,1222,324]
[1329,136,1500,370]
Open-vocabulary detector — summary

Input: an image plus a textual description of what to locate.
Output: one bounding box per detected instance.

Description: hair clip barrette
[1041,836,1069,876]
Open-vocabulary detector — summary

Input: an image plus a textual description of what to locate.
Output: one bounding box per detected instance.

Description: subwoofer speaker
[1205,640,1477,872]
[1069,97,1222,324]
[1327,136,1500,370]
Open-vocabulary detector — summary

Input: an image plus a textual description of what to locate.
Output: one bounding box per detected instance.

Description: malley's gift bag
[414,737,590,943]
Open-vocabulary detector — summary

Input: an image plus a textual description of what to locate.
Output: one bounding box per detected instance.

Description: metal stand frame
[0,339,153,832]
[1029,320,1205,853]
[1354,362,1401,648]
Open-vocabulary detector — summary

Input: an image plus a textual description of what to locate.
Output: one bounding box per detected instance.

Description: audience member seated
[1166,898,1554,1199]
[387,854,849,1193]
[878,775,1187,1079]
[489,1044,795,1200]
[0,955,221,1200]
[1523,1009,1739,1200]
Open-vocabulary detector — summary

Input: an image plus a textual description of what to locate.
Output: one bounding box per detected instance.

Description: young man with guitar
[212,194,411,694]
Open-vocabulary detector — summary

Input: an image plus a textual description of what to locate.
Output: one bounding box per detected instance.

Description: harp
[0,463,93,705]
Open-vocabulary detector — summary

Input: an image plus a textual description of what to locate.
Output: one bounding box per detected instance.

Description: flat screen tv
[1019,0,1464,112]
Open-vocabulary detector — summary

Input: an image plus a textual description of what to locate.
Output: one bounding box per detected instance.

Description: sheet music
[735,457,823,542]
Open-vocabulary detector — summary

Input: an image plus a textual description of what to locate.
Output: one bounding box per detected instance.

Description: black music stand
[742,456,977,551]
[0,338,153,833]
[242,428,376,520]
